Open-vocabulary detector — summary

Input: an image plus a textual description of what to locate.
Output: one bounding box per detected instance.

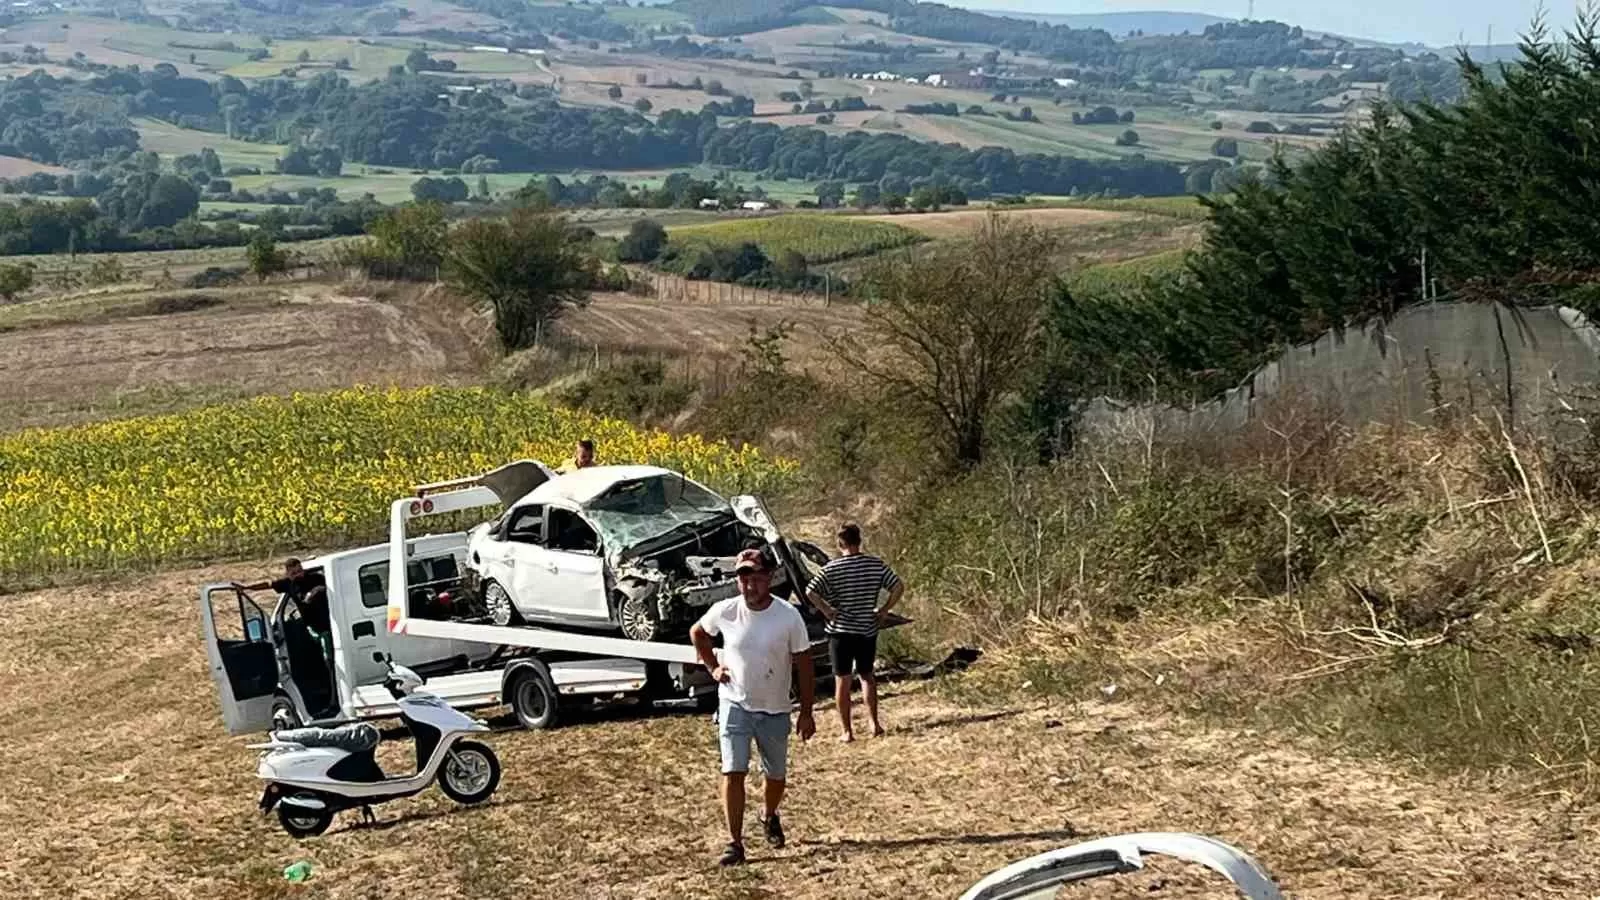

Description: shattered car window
[583,475,730,551]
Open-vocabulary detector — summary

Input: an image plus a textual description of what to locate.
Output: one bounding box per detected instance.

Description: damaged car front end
[594,486,807,642]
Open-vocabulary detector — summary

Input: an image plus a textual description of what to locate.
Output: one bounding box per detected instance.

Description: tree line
[1042,17,1600,409]
[0,70,1194,199]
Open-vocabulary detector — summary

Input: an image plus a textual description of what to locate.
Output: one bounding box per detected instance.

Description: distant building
[742,200,772,212]
[934,68,991,90]
[1053,77,1079,88]
[698,198,720,210]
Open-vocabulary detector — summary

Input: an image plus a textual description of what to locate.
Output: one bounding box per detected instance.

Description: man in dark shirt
[236,558,331,659]
[805,523,904,742]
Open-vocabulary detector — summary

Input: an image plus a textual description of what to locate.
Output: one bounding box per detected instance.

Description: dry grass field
[0,283,489,431]
[852,207,1132,240]
[0,277,853,431]
[1,564,1595,899]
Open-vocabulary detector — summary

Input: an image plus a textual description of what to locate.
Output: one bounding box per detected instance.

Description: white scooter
[251,656,502,838]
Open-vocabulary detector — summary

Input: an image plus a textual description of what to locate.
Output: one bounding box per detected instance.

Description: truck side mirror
[372,651,386,663]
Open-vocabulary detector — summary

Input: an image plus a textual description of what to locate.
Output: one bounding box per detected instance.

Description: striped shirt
[807,553,901,636]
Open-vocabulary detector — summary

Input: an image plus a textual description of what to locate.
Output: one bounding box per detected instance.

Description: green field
[1067,248,1189,299]
[134,118,286,171]
[604,5,690,26]
[665,214,925,264]
[1056,196,1210,220]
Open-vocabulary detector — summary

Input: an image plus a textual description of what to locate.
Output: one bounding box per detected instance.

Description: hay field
[0,564,1593,898]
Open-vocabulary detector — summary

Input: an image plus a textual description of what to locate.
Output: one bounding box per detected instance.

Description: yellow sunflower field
[0,387,797,580]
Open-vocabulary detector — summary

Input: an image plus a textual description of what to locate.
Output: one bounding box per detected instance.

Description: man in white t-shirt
[690,546,816,867]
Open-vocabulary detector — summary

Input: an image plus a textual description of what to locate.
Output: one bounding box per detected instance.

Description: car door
[198,583,278,735]
[537,506,610,620]
[505,506,609,622]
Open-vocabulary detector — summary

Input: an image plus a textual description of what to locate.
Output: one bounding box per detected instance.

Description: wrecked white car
[958,832,1284,900]
[464,464,825,641]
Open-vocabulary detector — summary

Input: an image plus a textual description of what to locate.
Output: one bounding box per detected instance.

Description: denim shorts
[718,700,791,780]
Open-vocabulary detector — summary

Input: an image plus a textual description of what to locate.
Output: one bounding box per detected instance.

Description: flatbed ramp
[385,477,701,664]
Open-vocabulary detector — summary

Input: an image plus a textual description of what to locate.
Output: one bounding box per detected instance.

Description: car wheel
[617,591,662,642]
[482,581,519,627]
[508,663,559,730]
[271,695,302,731]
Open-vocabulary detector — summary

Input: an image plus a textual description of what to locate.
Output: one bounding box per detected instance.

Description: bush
[247,233,289,282]
[0,262,33,300]
[85,257,127,286]
[183,266,244,288]
[445,207,597,350]
[616,218,667,262]
[353,202,449,280]
[556,359,695,423]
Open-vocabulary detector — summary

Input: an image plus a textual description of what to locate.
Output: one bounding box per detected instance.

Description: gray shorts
[718,701,791,780]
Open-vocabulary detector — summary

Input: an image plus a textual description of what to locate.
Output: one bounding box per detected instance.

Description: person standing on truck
[235,558,332,663]
[805,523,904,742]
[556,439,596,474]
[690,547,816,867]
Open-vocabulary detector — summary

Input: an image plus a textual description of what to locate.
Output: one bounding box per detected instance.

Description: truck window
[357,555,463,609]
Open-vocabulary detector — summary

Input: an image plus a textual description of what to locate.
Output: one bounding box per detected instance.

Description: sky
[955,0,1560,48]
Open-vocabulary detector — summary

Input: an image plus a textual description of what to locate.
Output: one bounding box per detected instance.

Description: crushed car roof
[513,465,681,508]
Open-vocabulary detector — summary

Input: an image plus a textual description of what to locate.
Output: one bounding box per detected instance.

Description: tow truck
[200,460,905,735]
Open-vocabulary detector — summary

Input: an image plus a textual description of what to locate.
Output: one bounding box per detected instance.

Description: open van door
[199,584,278,735]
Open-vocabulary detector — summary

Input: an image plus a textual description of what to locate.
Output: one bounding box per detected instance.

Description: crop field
[1055,195,1211,220]
[221,38,413,81]
[666,214,924,264]
[851,207,1131,240]
[0,155,66,178]
[0,387,793,581]
[133,118,287,171]
[1067,248,1189,299]
[604,4,690,27]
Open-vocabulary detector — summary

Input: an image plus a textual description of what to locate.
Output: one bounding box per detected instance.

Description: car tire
[616,590,663,642]
[508,663,559,730]
[271,695,302,731]
[482,580,521,628]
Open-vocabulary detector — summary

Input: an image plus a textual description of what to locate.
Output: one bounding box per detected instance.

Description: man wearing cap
[690,546,816,867]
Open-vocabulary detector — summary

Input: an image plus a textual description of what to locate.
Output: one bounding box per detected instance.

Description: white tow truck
[200,460,903,735]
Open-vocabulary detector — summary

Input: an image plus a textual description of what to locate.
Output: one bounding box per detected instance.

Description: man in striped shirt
[805,523,904,742]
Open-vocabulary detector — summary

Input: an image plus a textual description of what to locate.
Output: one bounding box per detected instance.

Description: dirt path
[1,566,1596,898]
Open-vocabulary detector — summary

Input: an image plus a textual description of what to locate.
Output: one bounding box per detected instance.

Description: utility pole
[1247,0,1254,20]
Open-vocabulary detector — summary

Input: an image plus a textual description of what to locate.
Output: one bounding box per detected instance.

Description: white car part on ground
[957,832,1284,900]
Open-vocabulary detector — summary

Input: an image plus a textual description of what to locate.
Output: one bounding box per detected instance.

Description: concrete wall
[1078,301,1600,444]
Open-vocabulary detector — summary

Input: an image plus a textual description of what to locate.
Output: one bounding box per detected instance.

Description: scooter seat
[275,723,381,753]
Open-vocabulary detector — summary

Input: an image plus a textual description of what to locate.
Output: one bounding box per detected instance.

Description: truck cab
[200,534,498,735]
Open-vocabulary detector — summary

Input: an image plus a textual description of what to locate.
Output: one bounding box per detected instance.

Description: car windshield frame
[580,473,732,553]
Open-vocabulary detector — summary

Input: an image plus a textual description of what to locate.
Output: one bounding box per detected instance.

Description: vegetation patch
[663,214,924,266]
[0,387,794,581]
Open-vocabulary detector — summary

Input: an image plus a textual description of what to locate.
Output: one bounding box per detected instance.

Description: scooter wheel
[278,793,334,838]
[439,740,501,805]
